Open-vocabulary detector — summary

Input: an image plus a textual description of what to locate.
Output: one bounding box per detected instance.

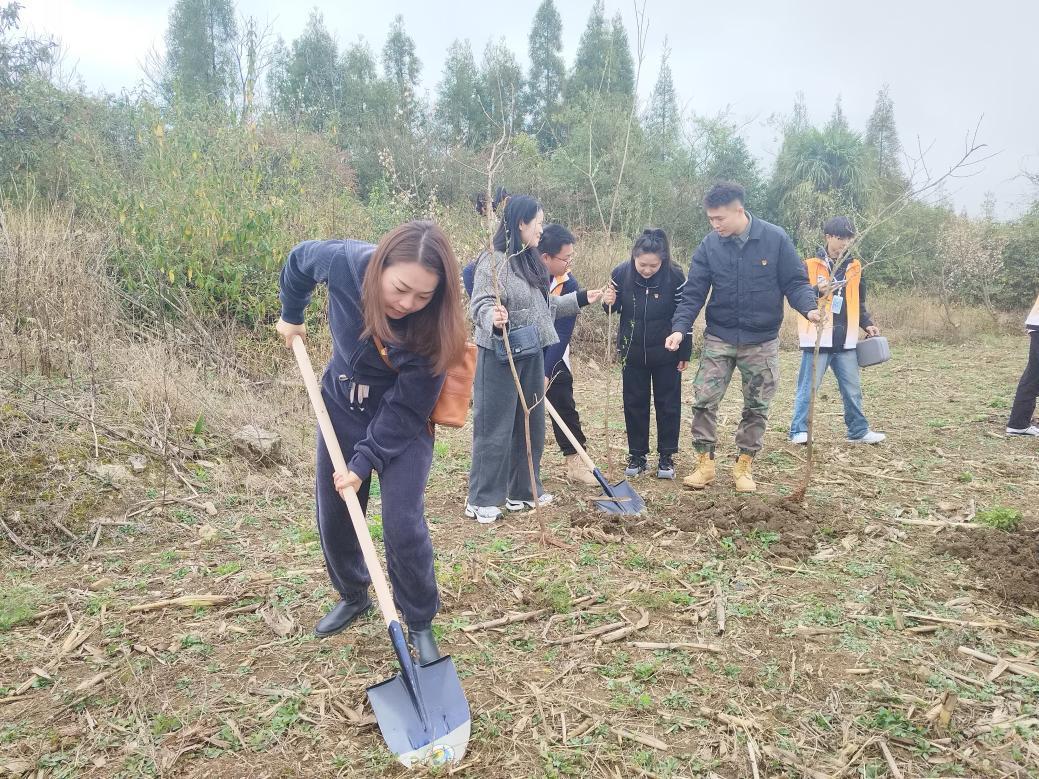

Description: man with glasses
[540,224,600,486]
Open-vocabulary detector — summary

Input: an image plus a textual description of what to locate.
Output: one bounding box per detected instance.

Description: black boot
[407,626,441,664]
[314,595,372,637]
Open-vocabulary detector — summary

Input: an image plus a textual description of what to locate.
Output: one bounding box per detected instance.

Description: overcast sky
[20,0,1039,218]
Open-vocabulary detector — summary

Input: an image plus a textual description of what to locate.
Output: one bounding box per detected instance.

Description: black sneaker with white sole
[624,454,647,477]
[656,454,676,479]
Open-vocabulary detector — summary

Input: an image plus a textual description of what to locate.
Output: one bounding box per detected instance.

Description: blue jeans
[790,349,870,440]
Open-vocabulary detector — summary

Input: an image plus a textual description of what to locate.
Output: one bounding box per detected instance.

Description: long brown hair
[361,221,466,375]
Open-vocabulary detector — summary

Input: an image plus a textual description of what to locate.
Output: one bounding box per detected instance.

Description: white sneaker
[790,432,808,445]
[505,493,554,512]
[464,504,502,524]
[1006,425,1039,437]
[848,431,886,444]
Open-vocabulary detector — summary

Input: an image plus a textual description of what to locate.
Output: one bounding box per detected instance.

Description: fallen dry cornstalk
[461,608,552,633]
[629,641,723,653]
[128,594,236,612]
[600,607,650,643]
[957,646,1039,678]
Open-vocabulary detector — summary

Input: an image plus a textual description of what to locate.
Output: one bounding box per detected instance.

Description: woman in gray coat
[466,196,606,523]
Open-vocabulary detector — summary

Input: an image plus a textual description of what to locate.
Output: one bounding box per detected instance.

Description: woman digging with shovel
[275,221,467,664]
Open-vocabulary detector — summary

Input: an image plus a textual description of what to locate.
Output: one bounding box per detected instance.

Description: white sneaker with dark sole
[848,431,886,444]
[505,493,554,512]
[464,504,502,524]
[1006,425,1039,436]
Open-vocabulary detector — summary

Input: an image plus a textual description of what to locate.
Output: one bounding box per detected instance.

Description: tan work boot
[682,452,716,489]
[565,453,598,486]
[733,454,756,493]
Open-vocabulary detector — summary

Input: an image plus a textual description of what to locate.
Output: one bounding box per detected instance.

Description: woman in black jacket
[605,228,692,479]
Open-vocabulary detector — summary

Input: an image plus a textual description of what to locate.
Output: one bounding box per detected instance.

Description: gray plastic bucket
[856,336,890,367]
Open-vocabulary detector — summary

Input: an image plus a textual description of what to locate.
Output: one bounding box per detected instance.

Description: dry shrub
[0,201,317,490]
[0,198,112,376]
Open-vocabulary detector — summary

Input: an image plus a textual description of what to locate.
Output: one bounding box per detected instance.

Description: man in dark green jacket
[665,181,820,492]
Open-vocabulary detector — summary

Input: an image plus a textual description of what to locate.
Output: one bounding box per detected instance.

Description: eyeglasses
[549,253,574,265]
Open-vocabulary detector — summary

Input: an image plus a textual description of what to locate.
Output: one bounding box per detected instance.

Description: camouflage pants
[690,335,780,456]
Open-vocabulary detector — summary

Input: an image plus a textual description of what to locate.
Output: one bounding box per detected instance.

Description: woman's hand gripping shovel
[544,398,645,515]
[290,336,471,768]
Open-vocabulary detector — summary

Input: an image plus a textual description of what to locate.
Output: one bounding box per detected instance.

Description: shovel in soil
[290,336,470,768]
[545,398,645,515]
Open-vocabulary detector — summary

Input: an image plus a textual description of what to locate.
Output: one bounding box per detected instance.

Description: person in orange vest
[790,216,885,444]
[1006,291,1039,436]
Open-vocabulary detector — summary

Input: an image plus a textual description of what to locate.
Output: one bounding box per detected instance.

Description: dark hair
[492,194,548,296]
[631,227,671,269]
[703,181,746,209]
[474,186,510,217]
[361,220,467,375]
[822,216,856,238]
[539,223,576,257]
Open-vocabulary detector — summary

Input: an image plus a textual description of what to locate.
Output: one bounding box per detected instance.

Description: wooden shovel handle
[544,398,599,474]
[290,336,398,628]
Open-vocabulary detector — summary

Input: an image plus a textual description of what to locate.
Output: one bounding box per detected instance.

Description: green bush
[67,103,368,326]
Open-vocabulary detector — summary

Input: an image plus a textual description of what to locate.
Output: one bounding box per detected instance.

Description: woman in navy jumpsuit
[275,221,467,662]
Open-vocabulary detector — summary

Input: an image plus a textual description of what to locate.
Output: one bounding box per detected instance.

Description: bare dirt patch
[938,521,1039,605]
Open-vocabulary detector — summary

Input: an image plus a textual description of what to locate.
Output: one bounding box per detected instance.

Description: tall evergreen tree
[524,0,565,147]
[382,14,421,126]
[607,13,634,97]
[567,0,609,98]
[435,39,481,147]
[162,0,237,106]
[826,95,849,132]
[477,39,524,144]
[341,39,382,125]
[645,41,679,147]
[269,11,339,131]
[865,84,905,189]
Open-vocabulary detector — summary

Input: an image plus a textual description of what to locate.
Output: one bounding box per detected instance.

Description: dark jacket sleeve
[347,353,445,480]
[778,235,817,317]
[462,261,476,298]
[672,267,693,362]
[543,318,574,377]
[859,274,874,329]
[671,243,712,336]
[602,264,625,315]
[544,276,577,377]
[279,240,336,324]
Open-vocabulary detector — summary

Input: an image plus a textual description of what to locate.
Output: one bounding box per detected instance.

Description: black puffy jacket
[605,260,693,367]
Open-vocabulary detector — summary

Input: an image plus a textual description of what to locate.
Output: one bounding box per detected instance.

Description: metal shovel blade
[366,622,471,768]
[590,468,645,515]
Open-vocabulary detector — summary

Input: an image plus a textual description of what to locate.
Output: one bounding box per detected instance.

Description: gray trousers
[467,345,545,506]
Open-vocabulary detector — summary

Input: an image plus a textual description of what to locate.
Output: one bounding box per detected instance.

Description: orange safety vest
[797,256,863,349]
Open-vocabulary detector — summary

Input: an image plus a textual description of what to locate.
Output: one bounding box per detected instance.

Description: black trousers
[622,362,682,457]
[1008,331,1039,429]
[546,365,586,456]
[315,371,438,630]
